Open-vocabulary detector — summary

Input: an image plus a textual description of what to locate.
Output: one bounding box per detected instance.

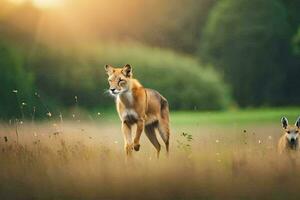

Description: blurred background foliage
[0,0,299,119]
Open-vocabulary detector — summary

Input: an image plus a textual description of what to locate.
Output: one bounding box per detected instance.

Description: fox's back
[145,88,167,111]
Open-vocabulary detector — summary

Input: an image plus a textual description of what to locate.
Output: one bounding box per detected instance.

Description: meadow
[1,108,300,200]
[1,1,300,199]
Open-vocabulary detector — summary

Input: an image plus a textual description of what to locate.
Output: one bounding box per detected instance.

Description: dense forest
[0,0,299,119]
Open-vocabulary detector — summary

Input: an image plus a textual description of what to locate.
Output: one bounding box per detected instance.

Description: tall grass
[0,120,300,200]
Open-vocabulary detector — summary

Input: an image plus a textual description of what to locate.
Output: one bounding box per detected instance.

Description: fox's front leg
[133,119,144,151]
[122,122,133,156]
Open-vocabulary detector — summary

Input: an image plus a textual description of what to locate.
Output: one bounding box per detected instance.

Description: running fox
[105,64,170,157]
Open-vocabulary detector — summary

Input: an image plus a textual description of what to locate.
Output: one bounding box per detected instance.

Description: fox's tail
[160,97,169,122]
[159,96,170,153]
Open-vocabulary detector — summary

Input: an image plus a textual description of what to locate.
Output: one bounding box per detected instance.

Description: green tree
[200,0,292,107]
[27,42,230,111]
[293,28,300,55]
[280,0,300,33]
[0,41,34,119]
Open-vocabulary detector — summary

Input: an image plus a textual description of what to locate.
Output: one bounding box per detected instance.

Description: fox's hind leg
[158,121,170,153]
[144,123,161,158]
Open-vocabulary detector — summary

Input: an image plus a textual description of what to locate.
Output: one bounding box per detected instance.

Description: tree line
[0,0,299,119]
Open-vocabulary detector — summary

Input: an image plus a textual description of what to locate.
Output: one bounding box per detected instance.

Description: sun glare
[8,0,64,9]
[32,0,63,9]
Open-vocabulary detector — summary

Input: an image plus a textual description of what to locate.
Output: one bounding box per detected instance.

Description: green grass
[171,107,300,126]
[98,107,300,126]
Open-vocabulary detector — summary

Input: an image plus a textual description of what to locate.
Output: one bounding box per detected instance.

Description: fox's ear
[104,64,114,75]
[122,64,132,78]
[295,116,300,128]
[281,117,288,129]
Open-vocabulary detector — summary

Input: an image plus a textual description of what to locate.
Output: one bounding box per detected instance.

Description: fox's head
[104,64,132,96]
[281,116,300,148]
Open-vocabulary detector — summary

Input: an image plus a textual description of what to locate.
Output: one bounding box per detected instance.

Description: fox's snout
[290,137,296,144]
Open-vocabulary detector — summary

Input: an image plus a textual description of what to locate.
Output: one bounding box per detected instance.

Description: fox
[104,64,170,157]
[278,116,300,154]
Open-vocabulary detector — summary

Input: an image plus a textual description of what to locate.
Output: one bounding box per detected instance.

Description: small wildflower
[114,141,118,144]
[72,114,75,118]
[216,139,219,143]
[20,121,23,125]
[268,136,272,140]
[46,112,52,117]
[75,96,78,102]
[59,113,63,122]
[97,112,101,116]
[21,102,27,106]
[258,140,262,144]
[12,90,18,93]
[34,132,37,137]
[216,152,220,156]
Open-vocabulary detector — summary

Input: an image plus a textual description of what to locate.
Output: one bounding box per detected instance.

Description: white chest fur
[122,91,134,105]
[117,91,134,107]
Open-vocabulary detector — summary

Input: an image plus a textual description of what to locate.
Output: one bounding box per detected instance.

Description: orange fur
[105,64,170,157]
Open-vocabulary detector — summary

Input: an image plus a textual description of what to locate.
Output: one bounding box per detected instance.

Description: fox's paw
[125,144,133,155]
[134,144,140,151]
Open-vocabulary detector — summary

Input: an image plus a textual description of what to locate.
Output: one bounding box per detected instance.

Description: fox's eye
[296,131,299,133]
[118,78,125,85]
[287,131,290,134]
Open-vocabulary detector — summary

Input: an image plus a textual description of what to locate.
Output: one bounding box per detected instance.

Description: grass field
[171,107,300,125]
[99,107,300,124]
[0,108,300,200]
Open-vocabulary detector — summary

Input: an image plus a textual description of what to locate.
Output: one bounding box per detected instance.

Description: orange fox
[105,64,170,157]
[278,117,300,154]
